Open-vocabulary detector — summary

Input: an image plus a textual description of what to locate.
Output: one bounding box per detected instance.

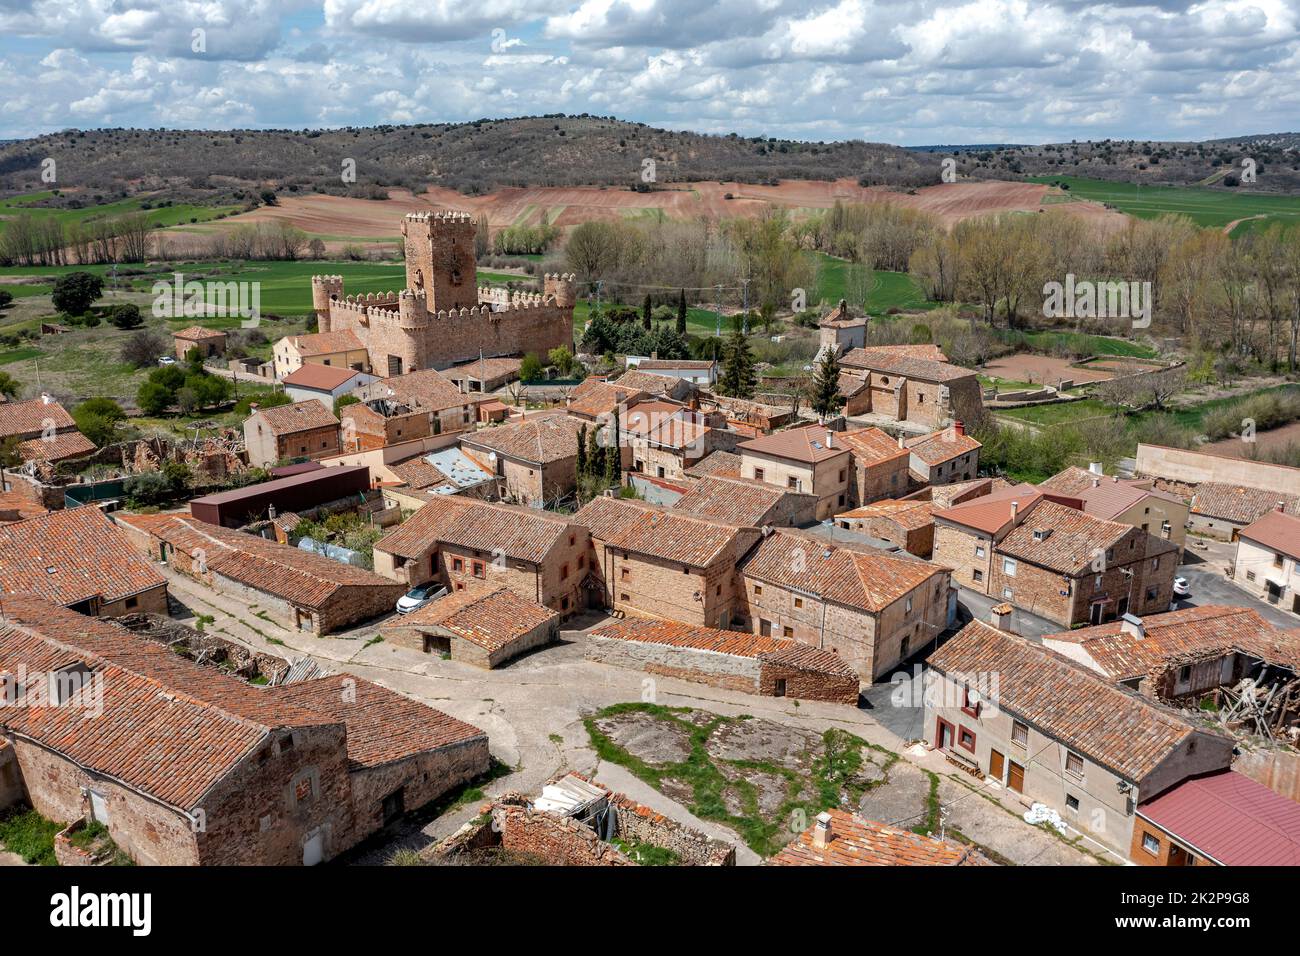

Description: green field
[1027,176,1300,233]
[997,329,1159,360]
[0,190,240,234]
[812,253,934,315]
[998,384,1300,432]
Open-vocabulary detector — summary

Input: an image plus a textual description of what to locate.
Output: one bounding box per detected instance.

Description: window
[1178,665,1192,682]
[972,569,983,582]
[787,476,799,490]
[560,563,569,580]
[1246,570,1256,581]
[125,596,138,609]
[961,686,980,718]
[1002,587,1013,600]
[782,626,794,638]
[754,584,762,595]
[621,567,631,581]
[958,727,976,752]
[1094,573,1102,590]
[1065,794,1079,813]
[1275,552,1285,569]
[900,636,910,656]
[905,596,913,615]
[1142,832,1161,856]
[1011,720,1028,746]
[838,469,846,482]
[794,597,803,609]
[620,593,630,602]
[838,494,846,506]
[1152,556,1160,570]
[1146,586,1158,600]
[1002,557,1017,577]
[452,557,464,572]
[472,560,486,579]
[1065,751,1084,778]
[578,555,585,569]
[975,544,986,558]
[753,468,765,481]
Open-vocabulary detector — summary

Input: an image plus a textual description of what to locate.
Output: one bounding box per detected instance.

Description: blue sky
[1,0,1298,144]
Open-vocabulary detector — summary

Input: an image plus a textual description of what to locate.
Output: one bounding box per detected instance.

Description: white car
[158,355,177,366]
[1172,577,1191,597]
[395,582,448,615]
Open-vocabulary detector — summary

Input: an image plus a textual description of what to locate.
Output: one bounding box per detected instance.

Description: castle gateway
[309,212,575,376]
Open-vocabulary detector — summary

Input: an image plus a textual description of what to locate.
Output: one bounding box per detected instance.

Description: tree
[109,303,143,330]
[0,290,12,310]
[51,271,104,316]
[123,471,174,507]
[0,436,21,469]
[520,353,544,382]
[642,294,652,331]
[0,371,20,400]
[121,330,166,368]
[137,380,173,415]
[334,394,360,417]
[548,346,577,378]
[676,289,687,335]
[808,348,845,421]
[717,317,756,398]
[604,406,621,486]
[73,397,126,446]
[576,423,588,481]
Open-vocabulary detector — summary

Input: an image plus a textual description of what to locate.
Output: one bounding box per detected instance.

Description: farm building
[114,512,404,634]
[187,464,372,528]
[172,326,227,360]
[282,363,378,408]
[769,810,989,866]
[243,400,342,468]
[381,584,559,668]
[0,395,96,467]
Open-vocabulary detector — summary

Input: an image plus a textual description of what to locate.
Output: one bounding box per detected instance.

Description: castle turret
[311,274,343,333]
[544,272,577,310]
[401,211,478,313]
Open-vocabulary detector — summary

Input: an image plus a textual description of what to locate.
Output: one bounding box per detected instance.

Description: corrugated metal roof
[1139,771,1300,866]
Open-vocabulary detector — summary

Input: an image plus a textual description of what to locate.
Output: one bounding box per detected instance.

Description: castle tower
[401,211,478,313]
[311,274,343,333]
[544,273,577,309]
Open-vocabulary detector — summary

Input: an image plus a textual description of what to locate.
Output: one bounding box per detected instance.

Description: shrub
[109,303,144,329]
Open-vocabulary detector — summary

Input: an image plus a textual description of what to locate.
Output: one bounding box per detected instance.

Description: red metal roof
[1139,771,1300,866]
[1239,508,1300,560]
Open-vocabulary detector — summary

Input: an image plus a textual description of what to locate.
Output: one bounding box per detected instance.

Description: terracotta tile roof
[116,513,399,609]
[590,618,856,677]
[932,483,1047,535]
[375,496,576,564]
[700,394,792,424]
[574,496,752,568]
[567,377,648,418]
[250,400,339,435]
[461,412,583,464]
[398,584,558,653]
[837,427,909,465]
[623,401,688,437]
[838,499,935,531]
[928,477,995,509]
[445,356,522,381]
[769,809,987,866]
[0,596,334,811]
[739,423,852,464]
[273,674,485,769]
[635,359,715,371]
[998,500,1177,576]
[18,429,97,463]
[837,372,869,399]
[739,530,949,613]
[673,475,815,526]
[1042,468,1185,520]
[287,330,364,355]
[357,368,471,415]
[1045,605,1300,678]
[614,369,692,395]
[0,491,47,523]
[0,397,76,440]
[1138,770,1300,866]
[1239,508,1300,560]
[281,363,362,390]
[389,456,451,491]
[927,620,1222,781]
[905,427,982,465]
[172,326,226,341]
[684,450,742,479]
[840,346,962,378]
[0,508,166,607]
[819,300,866,329]
[1190,482,1300,524]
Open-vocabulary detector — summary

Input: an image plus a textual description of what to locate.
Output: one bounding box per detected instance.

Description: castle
[310,212,576,377]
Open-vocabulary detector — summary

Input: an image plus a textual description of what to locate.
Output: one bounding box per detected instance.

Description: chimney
[812,811,833,849]
[1112,475,1119,483]
[1120,613,1145,639]
[953,420,965,437]
[990,603,1014,631]
[1092,477,1100,488]
[1088,462,1104,475]
[898,434,906,449]
[1010,500,1019,520]
[826,431,834,448]
[1277,501,1287,512]
[40,392,52,405]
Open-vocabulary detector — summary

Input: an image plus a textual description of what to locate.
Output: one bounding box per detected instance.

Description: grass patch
[1027,175,1300,232]
[0,806,62,865]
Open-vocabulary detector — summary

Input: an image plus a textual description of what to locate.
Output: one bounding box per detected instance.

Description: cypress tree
[676,289,687,335]
[576,423,588,481]
[718,316,756,399]
[809,347,845,421]
[642,294,652,331]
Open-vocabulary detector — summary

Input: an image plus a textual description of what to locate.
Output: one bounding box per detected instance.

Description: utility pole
[714,284,723,338]
[741,278,750,335]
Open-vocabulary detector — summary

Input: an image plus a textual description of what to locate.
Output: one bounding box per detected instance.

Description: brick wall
[347,737,489,839]
[496,804,633,865]
[98,584,170,618]
[933,522,993,591]
[757,662,860,705]
[853,455,911,506]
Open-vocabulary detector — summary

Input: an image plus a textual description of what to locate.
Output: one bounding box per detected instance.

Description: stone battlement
[404,210,475,225]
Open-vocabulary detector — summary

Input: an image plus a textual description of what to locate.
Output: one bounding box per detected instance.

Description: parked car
[395,582,449,615]
[158,355,177,366]
[1172,577,1191,597]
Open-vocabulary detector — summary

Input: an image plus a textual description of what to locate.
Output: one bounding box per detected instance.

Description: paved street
[1176,538,1300,630]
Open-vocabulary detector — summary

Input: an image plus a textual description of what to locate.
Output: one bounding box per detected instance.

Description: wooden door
[989,750,1005,782]
[1007,761,1025,793]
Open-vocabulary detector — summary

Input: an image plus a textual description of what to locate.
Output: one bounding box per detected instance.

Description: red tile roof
[838,499,935,531]
[375,496,577,564]
[997,500,1177,576]
[684,450,742,479]
[739,423,852,464]
[672,475,815,526]
[389,456,451,491]
[357,368,471,414]
[837,426,908,465]
[398,584,558,653]
[1138,770,1300,866]
[273,675,486,769]
[574,496,753,568]
[905,427,982,466]
[932,483,1047,535]
[286,330,364,355]
[614,369,693,395]
[250,400,339,435]
[840,348,969,381]
[769,810,987,866]
[927,620,1224,781]
[0,596,333,811]
[0,508,166,607]
[282,363,364,390]
[567,376,649,418]
[173,326,226,341]
[117,513,400,610]
[18,429,97,463]
[1190,482,1300,524]
[0,397,76,440]
[590,618,856,677]
[461,412,583,464]
[1239,508,1300,560]
[739,530,949,613]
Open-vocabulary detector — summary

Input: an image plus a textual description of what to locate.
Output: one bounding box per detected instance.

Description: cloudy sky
[1,0,1297,144]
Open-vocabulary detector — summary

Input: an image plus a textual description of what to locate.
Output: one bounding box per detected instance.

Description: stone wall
[1136,443,1300,497]
[115,612,290,683]
[585,635,763,693]
[0,740,23,812]
[495,804,634,865]
[348,737,489,839]
[608,793,735,865]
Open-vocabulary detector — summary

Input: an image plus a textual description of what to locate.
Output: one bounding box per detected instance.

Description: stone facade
[245,420,341,468]
[313,212,575,375]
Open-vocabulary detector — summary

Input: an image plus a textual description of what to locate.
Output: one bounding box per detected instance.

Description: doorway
[1007,761,1025,794]
[1089,601,1105,625]
[989,749,1005,783]
[773,678,787,698]
[935,718,955,751]
[303,830,324,866]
